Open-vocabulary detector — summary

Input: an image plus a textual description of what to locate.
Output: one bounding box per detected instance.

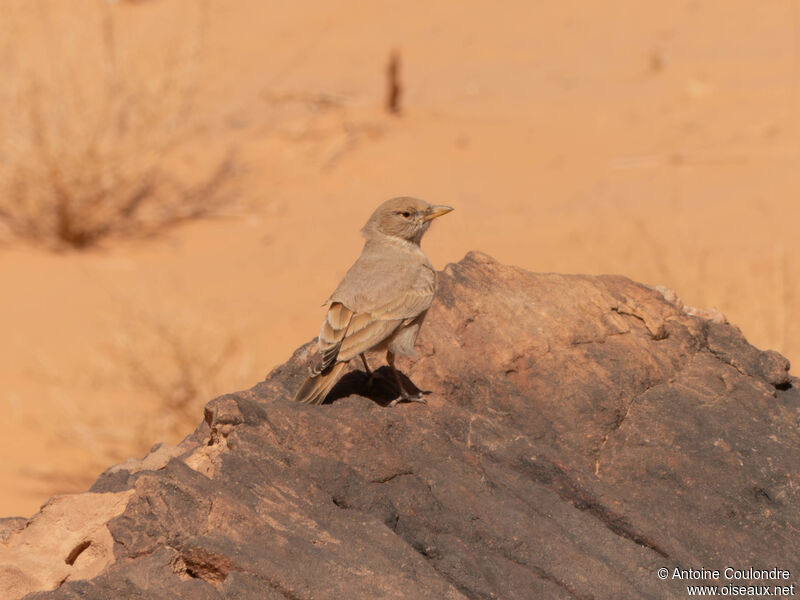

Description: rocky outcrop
[2,252,798,599]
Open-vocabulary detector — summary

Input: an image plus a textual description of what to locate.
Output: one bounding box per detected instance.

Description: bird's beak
[423,205,454,222]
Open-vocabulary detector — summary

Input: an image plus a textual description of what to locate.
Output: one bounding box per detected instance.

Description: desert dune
[0,0,797,517]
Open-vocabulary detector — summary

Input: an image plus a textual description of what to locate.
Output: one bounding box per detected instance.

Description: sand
[0,0,797,517]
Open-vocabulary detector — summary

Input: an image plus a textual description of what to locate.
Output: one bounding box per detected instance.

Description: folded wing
[294,245,436,404]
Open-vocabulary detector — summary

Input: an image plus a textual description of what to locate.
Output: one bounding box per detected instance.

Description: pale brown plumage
[293,197,453,405]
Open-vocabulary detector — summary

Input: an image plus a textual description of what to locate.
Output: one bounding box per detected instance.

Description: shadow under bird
[293,197,453,405]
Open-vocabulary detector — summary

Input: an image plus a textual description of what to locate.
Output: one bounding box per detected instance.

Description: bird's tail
[292,362,347,405]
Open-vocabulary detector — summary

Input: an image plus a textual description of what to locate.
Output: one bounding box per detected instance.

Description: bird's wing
[317,242,436,365]
[324,279,434,362]
[317,302,404,365]
[336,313,402,361]
[318,279,435,366]
[366,276,435,320]
[316,302,353,373]
[330,243,436,319]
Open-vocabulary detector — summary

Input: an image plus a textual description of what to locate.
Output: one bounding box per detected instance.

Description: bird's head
[362,197,453,244]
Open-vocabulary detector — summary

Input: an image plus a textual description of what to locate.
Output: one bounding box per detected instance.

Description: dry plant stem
[386,49,402,115]
[0,0,233,250]
[124,322,240,433]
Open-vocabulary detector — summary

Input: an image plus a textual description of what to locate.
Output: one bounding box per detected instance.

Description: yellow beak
[423,205,454,222]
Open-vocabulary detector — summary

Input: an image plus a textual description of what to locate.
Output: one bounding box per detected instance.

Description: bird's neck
[364,234,424,252]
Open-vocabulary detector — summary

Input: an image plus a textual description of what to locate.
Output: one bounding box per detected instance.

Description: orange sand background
[1,0,798,517]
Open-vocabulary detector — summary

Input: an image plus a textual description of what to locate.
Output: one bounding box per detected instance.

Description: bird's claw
[387,391,427,407]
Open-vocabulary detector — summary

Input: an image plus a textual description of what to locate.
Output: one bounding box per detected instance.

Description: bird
[293,197,453,406]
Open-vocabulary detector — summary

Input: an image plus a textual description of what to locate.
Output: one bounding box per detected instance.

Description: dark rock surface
[6,251,799,599]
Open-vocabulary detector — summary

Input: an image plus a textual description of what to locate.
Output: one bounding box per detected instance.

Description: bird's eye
[400,211,412,218]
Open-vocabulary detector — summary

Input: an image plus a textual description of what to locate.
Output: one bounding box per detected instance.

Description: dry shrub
[109,310,251,438]
[0,0,233,249]
[17,304,254,495]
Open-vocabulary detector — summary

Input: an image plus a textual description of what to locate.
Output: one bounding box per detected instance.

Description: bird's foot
[387,391,427,407]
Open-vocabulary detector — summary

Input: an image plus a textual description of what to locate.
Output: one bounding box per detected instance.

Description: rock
[0,518,26,543]
[0,492,133,599]
[2,251,798,599]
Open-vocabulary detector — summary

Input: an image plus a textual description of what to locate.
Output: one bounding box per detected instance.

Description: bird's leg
[386,351,426,407]
[359,353,372,375]
[360,353,375,388]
